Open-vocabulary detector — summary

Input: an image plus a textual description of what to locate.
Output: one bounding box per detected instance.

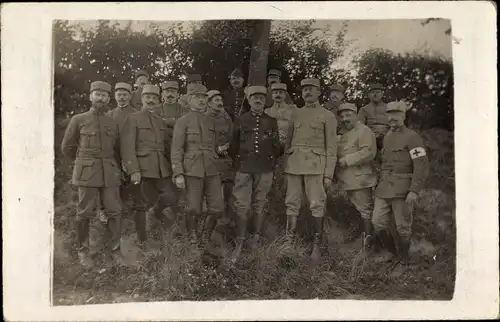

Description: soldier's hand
[323,177,332,188]
[131,172,141,185]
[338,157,348,167]
[406,191,418,208]
[175,175,186,189]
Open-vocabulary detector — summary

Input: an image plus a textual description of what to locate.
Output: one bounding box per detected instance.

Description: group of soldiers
[61,67,429,273]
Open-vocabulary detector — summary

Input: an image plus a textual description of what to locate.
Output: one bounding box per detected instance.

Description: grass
[53,123,456,305]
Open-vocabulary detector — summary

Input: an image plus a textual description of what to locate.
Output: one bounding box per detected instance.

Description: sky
[71,19,452,69]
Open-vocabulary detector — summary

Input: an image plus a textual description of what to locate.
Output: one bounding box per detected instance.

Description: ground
[53,124,456,304]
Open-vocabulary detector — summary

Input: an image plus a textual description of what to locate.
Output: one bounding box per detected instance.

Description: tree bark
[247,20,271,86]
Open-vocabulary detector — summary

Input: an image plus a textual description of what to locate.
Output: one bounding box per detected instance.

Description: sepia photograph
[2,2,498,321]
[53,18,456,304]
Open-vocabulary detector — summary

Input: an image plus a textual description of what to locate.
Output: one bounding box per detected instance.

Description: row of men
[61,70,428,271]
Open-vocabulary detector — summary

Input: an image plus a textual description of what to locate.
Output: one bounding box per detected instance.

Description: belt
[381,172,412,179]
[137,147,164,153]
[77,148,114,158]
[292,144,325,149]
[186,146,213,152]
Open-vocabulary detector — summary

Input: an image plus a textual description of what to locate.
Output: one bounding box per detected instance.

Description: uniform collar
[251,110,264,117]
[304,101,320,108]
[117,104,130,110]
[391,125,406,133]
[272,102,286,109]
[90,107,106,116]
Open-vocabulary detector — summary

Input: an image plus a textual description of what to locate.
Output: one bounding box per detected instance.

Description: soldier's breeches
[185,175,224,215]
[233,172,274,220]
[285,174,326,218]
[76,186,122,219]
[346,188,374,220]
[372,197,412,238]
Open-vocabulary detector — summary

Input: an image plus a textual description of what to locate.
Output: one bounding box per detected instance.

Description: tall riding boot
[230,216,248,264]
[107,215,126,266]
[186,211,199,245]
[285,215,298,248]
[76,217,93,268]
[363,219,374,250]
[133,210,149,260]
[250,212,265,251]
[376,229,397,262]
[399,236,411,265]
[201,212,221,248]
[311,217,324,261]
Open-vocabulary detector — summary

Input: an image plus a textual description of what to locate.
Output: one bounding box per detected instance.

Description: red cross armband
[409,147,426,159]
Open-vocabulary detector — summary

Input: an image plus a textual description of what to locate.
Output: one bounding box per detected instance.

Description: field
[53,120,456,304]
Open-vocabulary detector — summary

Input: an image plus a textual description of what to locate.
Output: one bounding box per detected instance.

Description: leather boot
[107,216,126,266]
[134,210,148,243]
[376,229,397,262]
[250,212,265,251]
[362,219,374,250]
[310,217,323,261]
[186,211,199,245]
[230,216,248,264]
[76,217,94,268]
[201,212,221,248]
[285,215,298,248]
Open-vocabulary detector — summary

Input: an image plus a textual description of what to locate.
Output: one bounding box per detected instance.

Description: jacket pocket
[80,129,98,148]
[136,151,150,157]
[138,125,154,141]
[75,159,95,181]
[186,129,200,143]
[312,148,327,156]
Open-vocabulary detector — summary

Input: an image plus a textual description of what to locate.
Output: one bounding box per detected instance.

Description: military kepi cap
[246,85,267,98]
[271,83,287,91]
[207,90,222,100]
[386,101,408,113]
[337,103,357,114]
[161,81,179,90]
[368,83,384,91]
[300,78,321,88]
[187,83,208,95]
[135,69,149,79]
[90,81,112,93]
[268,69,282,77]
[115,82,132,93]
[330,84,345,93]
[141,84,160,96]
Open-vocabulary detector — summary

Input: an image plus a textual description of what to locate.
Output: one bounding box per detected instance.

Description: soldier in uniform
[335,103,378,249]
[120,85,181,255]
[61,81,124,267]
[372,101,429,271]
[130,70,150,110]
[264,82,298,143]
[228,85,282,263]
[206,90,234,218]
[265,69,293,108]
[171,83,225,248]
[223,68,249,120]
[284,78,337,261]
[178,74,204,111]
[160,80,189,136]
[358,83,389,151]
[325,84,346,117]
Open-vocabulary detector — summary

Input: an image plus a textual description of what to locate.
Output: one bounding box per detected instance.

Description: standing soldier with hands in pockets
[61,81,125,268]
[283,78,337,261]
[120,84,181,257]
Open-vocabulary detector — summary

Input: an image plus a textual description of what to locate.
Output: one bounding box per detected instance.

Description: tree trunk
[247,20,271,86]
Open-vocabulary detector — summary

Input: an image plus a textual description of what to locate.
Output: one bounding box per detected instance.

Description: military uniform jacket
[358,102,389,138]
[130,87,143,110]
[264,102,298,142]
[160,102,189,127]
[284,102,338,179]
[335,122,377,191]
[206,109,234,180]
[120,108,172,179]
[375,125,429,199]
[171,111,220,178]
[229,111,282,174]
[106,104,138,133]
[61,108,122,188]
[223,87,249,121]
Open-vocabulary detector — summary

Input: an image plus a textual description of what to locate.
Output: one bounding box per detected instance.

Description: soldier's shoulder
[404,127,424,142]
[177,111,192,123]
